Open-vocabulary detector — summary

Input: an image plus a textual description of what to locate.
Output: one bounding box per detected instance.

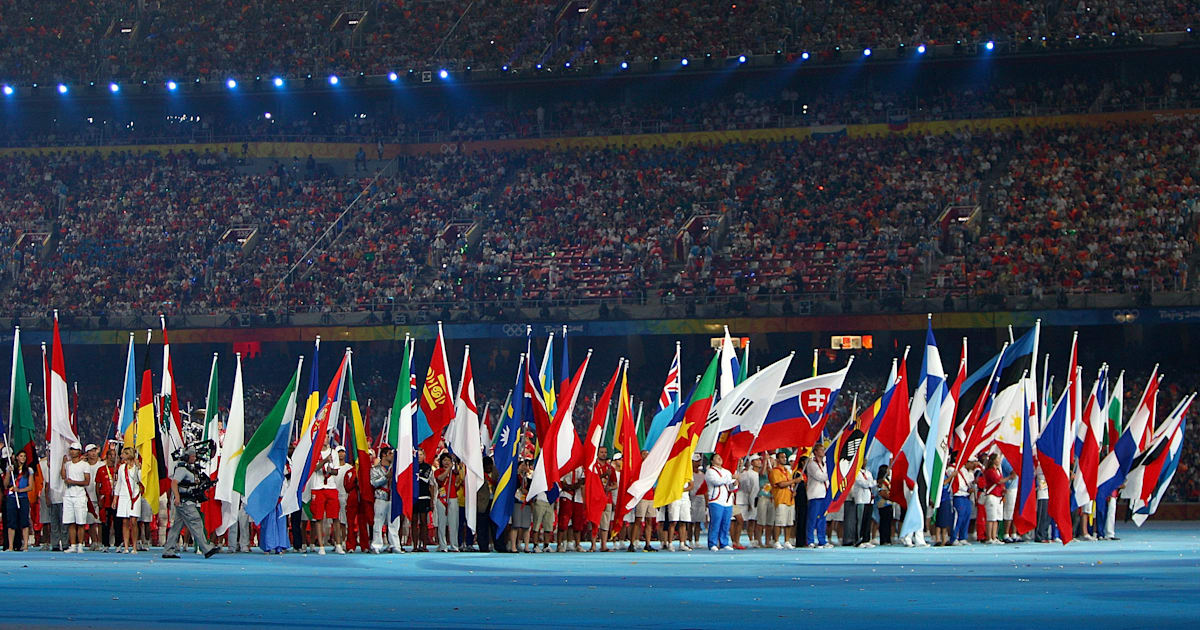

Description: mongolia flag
[1036,385,1074,544]
[234,358,302,524]
[652,353,719,509]
[1097,366,1159,500]
[281,349,349,515]
[726,361,851,458]
[390,336,416,520]
[583,360,622,529]
[490,354,529,533]
[416,323,454,463]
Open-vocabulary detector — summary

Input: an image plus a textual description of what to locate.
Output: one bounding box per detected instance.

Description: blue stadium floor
[1,522,1197,628]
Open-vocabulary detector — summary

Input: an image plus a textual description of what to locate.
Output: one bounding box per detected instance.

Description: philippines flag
[1036,386,1074,544]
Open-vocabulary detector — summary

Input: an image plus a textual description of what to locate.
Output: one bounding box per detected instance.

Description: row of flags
[2,317,1189,543]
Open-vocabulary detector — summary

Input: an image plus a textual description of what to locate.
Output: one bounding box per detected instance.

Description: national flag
[446,346,485,532]
[117,333,138,443]
[1012,377,1038,536]
[613,362,641,523]
[824,415,863,514]
[1096,366,1159,501]
[1128,395,1191,526]
[414,323,454,463]
[281,349,349,515]
[299,337,322,439]
[490,390,510,450]
[235,358,302,524]
[1123,393,1192,523]
[9,327,38,463]
[697,353,793,454]
[719,326,739,399]
[528,351,591,500]
[866,350,913,477]
[159,316,186,454]
[982,325,1041,468]
[929,338,966,509]
[583,360,622,529]
[135,351,160,515]
[1036,384,1074,544]
[389,336,416,520]
[539,332,557,417]
[829,396,878,514]
[345,355,374,507]
[490,354,528,533]
[898,318,948,538]
[523,330,551,448]
[1071,365,1107,508]
[738,338,750,385]
[652,352,719,509]
[1104,371,1125,451]
[47,314,78,498]
[644,341,681,449]
[214,354,245,535]
[726,361,852,458]
[200,353,221,476]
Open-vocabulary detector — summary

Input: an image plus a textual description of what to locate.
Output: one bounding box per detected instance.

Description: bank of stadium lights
[801,51,810,60]
[272,77,284,88]
[438,69,449,79]
[620,61,629,70]
[681,58,689,66]
[166,80,178,91]
[917,44,927,54]
[2,85,13,96]
[388,72,398,82]
[328,75,339,86]
[985,40,995,51]
[57,84,68,94]
[738,55,747,64]
[863,48,872,57]
[226,79,237,89]
[109,82,120,93]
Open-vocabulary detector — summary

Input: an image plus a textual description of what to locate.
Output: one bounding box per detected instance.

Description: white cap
[691,453,702,462]
[69,442,83,451]
[84,443,98,452]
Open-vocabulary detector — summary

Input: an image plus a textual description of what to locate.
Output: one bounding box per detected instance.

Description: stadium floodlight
[681,57,689,66]
[273,77,285,87]
[801,51,810,60]
[564,62,571,68]
[388,72,398,82]
[328,75,339,85]
[620,61,629,69]
[917,44,926,54]
[226,79,237,89]
[501,65,510,72]
[264,112,272,119]
[109,82,120,93]
[985,40,995,51]
[2,85,12,96]
[57,83,68,94]
[862,48,872,57]
[166,80,178,91]
[439,69,449,79]
[738,55,747,63]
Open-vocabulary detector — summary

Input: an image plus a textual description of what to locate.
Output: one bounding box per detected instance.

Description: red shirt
[983,468,1005,497]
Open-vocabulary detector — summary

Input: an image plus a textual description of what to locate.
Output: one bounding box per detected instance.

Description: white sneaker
[821,543,835,549]
[680,544,692,552]
[709,546,719,552]
[664,544,676,552]
[720,545,734,551]
[317,546,326,555]
[335,544,345,555]
[773,542,783,549]
[807,543,816,549]
[783,542,795,550]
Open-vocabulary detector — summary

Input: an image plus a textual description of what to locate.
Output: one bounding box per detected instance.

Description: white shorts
[138,497,153,523]
[667,497,691,523]
[757,498,775,524]
[772,503,795,527]
[63,494,89,525]
[985,495,1003,521]
[1003,487,1018,520]
[827,503,844,523]
[116,494,141,519]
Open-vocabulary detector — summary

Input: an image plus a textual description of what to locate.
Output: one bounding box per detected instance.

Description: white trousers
[372,498,401,550]
[434,500,458,549]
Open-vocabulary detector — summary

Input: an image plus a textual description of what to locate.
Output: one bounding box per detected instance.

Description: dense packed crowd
[2,115,1197,316]
[0,0,1195,83]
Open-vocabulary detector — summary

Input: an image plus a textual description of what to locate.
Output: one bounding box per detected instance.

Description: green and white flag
[234,357,302,524]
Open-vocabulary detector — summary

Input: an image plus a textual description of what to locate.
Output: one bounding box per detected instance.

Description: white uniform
[115,463,142,519]
[62,460,90,525]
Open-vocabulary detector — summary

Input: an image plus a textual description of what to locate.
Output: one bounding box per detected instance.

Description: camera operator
[162,444,219,559]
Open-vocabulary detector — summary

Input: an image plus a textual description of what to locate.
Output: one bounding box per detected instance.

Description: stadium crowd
[0,0,1196,84]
